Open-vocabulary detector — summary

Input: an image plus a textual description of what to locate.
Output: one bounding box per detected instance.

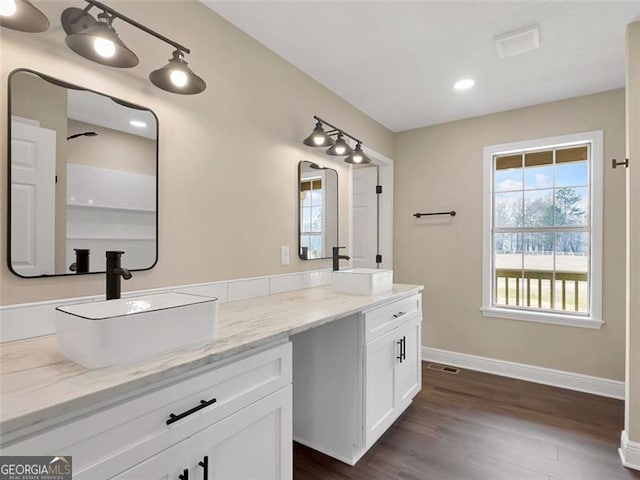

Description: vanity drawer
[2,341,292,479]
[363,294,421,343]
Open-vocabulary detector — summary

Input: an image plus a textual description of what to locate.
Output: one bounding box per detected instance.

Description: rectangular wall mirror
[8,69,158,278]
[298,161,338,260]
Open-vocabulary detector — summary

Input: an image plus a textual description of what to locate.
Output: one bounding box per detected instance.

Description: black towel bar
[413,211,456,218]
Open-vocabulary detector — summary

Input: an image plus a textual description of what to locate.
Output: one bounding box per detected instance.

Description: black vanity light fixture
[60,0,206,94]
[0,0,49,32]
[0,0,206,94]
[303,116,371,164]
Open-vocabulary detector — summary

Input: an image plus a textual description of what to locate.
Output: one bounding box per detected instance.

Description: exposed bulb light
[326,133,354,157]
[454,78,475,91]
[344,143,371,165]
[303,121,334,148]
[0,0,49,31]
[170,69,188,87]
[129,120,146,128]
[0,0,17,17]
[94,36,116,58]
[149,49,206,95]
[63,10,138,68]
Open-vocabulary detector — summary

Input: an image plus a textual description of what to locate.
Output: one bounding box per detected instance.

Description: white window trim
[481,130,604,329]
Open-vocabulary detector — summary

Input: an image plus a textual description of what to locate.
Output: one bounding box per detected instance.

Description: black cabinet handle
[167,398,217,426]
[401,336,407,361]
[198,456,209,480]
[393,311,406,319]
[178,469,188,480]
[396,339,403,363]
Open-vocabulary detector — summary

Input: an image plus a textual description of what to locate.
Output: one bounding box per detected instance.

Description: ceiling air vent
[494,24,540,58]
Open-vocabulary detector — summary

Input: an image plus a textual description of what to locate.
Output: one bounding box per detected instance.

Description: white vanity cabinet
[1,342,292,480]
[292,293,422,465]
[365,315,421,447]
[112,386,292,480]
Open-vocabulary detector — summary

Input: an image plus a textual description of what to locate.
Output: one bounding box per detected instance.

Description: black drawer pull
[393,311,406,318]
[167,398,217,426]
[401,336,407,361]
[178,469,188,480]
[397,339,403,363]
[199,456,209,480]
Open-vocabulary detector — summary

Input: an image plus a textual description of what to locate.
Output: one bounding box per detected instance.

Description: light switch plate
[280,246,290,266]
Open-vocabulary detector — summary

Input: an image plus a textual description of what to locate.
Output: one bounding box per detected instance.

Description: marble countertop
[0,284,422,437]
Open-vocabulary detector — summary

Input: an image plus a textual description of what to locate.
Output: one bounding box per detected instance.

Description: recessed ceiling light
[454,78,475,91]
[130,120,147,128]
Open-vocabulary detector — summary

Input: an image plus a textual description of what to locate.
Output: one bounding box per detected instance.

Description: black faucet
[106,251,132,300]
[332,246,351,271]
[69,248,90,273]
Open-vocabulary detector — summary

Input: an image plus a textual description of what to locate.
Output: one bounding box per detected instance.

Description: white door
[395,316,422,409]
[365,327,400,447]
[352,166,378,268]
[110,440,190,480]
[190,386,292,480]
[10,119,56,276]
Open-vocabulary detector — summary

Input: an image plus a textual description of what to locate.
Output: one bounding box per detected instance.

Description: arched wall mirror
[7,69,158,278]
[298,161,338,260]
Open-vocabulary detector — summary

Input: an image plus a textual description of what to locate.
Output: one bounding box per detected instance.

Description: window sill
[480,307,603,330]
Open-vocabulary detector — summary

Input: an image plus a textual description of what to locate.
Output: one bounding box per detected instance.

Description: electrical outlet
[280,246,290,266]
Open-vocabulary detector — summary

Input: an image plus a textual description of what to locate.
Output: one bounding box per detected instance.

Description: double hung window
[482,131,603,329]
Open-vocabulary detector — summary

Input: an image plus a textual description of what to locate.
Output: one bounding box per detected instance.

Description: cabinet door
[110,440,190,480]
[189,386,292,480]
[395,316,422,409]
[365,327,401,447]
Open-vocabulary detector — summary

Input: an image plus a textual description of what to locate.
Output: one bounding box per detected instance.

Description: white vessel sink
[56,292,218,369]
[331,268,393,296]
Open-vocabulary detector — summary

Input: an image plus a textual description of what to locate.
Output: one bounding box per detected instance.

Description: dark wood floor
[293,363,640,480]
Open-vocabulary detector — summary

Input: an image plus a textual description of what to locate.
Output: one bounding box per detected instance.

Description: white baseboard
[620,431,640,471]
[422,347,625,400]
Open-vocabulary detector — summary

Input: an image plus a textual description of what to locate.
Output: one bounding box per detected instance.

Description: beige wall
[66,120,156,175]
[395,89,626,380]
[625,21,640,441]
[0,1,394,304]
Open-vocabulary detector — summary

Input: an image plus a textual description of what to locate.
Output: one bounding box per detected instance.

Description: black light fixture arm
[314,115,362,145]
[82,0,191,54]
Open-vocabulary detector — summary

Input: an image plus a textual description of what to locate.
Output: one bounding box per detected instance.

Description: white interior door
[10,119,56,276]
[352,166,378,268]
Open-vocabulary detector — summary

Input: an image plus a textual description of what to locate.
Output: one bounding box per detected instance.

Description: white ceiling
[203,1,640,132]
[68,90,157,140]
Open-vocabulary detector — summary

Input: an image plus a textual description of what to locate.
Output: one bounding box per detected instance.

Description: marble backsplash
[0,269,331,343]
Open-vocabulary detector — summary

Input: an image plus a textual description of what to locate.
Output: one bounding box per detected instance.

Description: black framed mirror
[7,69,158,278]
[298,161,338,260]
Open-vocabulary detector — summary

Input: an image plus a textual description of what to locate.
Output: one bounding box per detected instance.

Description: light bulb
[0,0,17,17]
[353,155,363,164]
[313,135,324,146]
[334,145,346,155]
[94,37,116,58]
[170,69,188,87]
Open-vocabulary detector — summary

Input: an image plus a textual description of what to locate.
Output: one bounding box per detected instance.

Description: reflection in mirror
[8,69,158,277]
[298,161,338,260]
